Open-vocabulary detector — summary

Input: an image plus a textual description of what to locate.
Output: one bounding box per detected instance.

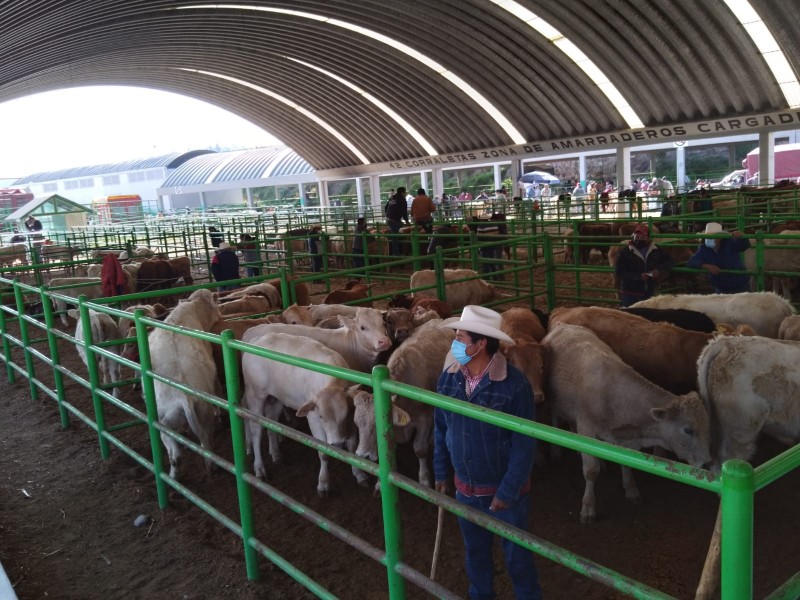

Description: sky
[0,86,282,180]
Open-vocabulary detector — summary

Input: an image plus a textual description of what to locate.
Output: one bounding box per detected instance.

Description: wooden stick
[695,503,722,600]
[430,506,445,581]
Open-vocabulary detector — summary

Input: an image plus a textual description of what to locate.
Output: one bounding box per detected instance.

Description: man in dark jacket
[385,187,410,256]
[687,222,751,293]
[434,306,542,600]
[211,242,240,291]
[615,225,675,307]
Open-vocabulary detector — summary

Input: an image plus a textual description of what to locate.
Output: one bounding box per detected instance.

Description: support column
[245,188,254,208]
[318,181,330,208]
[369,175,382,213]
[494,164,503,191]
[420,171,429,195]
[675,143,687,192]
[355,177,365,215]
[297,183,305,207]
[433,168,445,200]
[578,155,587,187]
[199,191,207,213]
[616,147,632,190]
[758,132,775,185]
[274,185,280,205]
[508,159,523,198]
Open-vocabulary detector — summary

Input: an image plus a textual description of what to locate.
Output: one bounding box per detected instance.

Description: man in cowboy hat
[687,222,751,294]
[210,241,241,291]
[433,305,541,600]
[615,224,674,307]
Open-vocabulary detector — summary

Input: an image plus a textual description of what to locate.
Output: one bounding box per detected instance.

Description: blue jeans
[456,491,542,600]
[387,219,402,256]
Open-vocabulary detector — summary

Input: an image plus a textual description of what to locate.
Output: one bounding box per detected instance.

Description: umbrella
[518,171,560,185]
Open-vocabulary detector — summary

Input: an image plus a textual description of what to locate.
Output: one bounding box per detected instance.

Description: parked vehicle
[744,143,800,183]
[710,169,747,189]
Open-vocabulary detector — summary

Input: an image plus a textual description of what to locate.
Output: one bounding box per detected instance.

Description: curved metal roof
[160,146,314,187]
[2,1,798,172]
[14,151,211,185]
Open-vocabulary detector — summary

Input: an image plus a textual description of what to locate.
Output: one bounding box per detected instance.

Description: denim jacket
[433,352,536,504]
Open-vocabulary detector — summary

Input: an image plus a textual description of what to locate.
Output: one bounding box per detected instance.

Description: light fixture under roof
[723,0,800,108]
[176,68,370,165]
[177,4,526,144]
[490,0,645,130]
[286,56,439,156]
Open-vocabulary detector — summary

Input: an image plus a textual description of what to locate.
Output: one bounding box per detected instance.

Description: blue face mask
[451,340,473,365]
[704,238,717,249]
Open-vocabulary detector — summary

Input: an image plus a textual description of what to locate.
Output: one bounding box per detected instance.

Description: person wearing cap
[210,241,241,291]
[614,224,675,307]
[410,187,436,233]
[433,305,541,600]
[687,222,751,294]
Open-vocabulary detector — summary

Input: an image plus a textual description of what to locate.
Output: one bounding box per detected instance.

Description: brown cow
[323,283,372,306]
[549,306,713,394]
[500,308,547,403]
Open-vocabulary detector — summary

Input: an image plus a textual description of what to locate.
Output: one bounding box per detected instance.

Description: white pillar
[758,132,775,185]
[508,159,523,198]
[433,168,445,199]
[245,188,254,208]
[318,181,330,208]
[297,183,305,207]
[616,147,632,190]
[369,175,382,213]
[494,164,503,190]
[355,178,364,215]
[274,186,280,205]
[420,171,429,195]
[675,143,687,192]
[199,191,207,212]
[578,155,587,186]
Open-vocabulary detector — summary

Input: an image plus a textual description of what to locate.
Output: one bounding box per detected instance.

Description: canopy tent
[4,194,93,231]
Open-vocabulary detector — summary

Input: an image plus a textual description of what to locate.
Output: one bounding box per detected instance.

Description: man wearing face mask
[433,305,542,600]
[687,222,751,293]
[615,224,675,307]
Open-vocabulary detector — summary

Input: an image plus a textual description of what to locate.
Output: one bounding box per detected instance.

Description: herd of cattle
[42,261,800,524]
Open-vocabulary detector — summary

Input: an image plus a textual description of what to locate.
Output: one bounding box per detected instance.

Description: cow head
[340,308,392,353]
[650,391,712,470]
[352,390,411,462]
[295,385,352,448]
[383,308,414,345]
[503,340,546,404]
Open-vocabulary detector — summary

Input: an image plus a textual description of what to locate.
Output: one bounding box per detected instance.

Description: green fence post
[220,330,260,581]
[14,281,38,399]
[40,285,69,428]
[371,365,406,599]
[721,459,754,600]
[278,267,292,306]
[0,282,14,384]
[77,296,111,459]
[411,230,422,273]
[134,309,169,508]
[754,230,765,292]
[543,234,556,311]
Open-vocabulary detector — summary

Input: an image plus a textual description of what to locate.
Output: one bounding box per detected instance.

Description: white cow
[544,323,712,524]
[697,335,800,465]
[631,292,794,338]
[778,314,800,341]
[410,269,498,310]
[149,288,222,479]
[352,320,454,487]
[307,303,362,324]
[48,277,103,326]
[67,309,122,399]
[242,307,392,373]
[242,332,367,495]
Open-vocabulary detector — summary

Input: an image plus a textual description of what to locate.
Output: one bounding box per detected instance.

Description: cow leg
[107,354,121,399]
[620,466,641,504]
[413,419,433,487]
[306,415,331,497]
[580,452,601,524]
[158,407,186,480]
[346,434,370,488]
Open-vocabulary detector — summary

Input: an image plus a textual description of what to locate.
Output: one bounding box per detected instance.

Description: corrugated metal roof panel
[14,152,185,184]
[161,147,313,187]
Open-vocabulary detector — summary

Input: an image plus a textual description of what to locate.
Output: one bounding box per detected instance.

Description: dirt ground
[1,267,799,599]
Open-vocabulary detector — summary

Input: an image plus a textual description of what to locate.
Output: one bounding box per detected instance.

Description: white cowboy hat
[442,305,514,345]
[704,222,723,234]
[218,241,231,250]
